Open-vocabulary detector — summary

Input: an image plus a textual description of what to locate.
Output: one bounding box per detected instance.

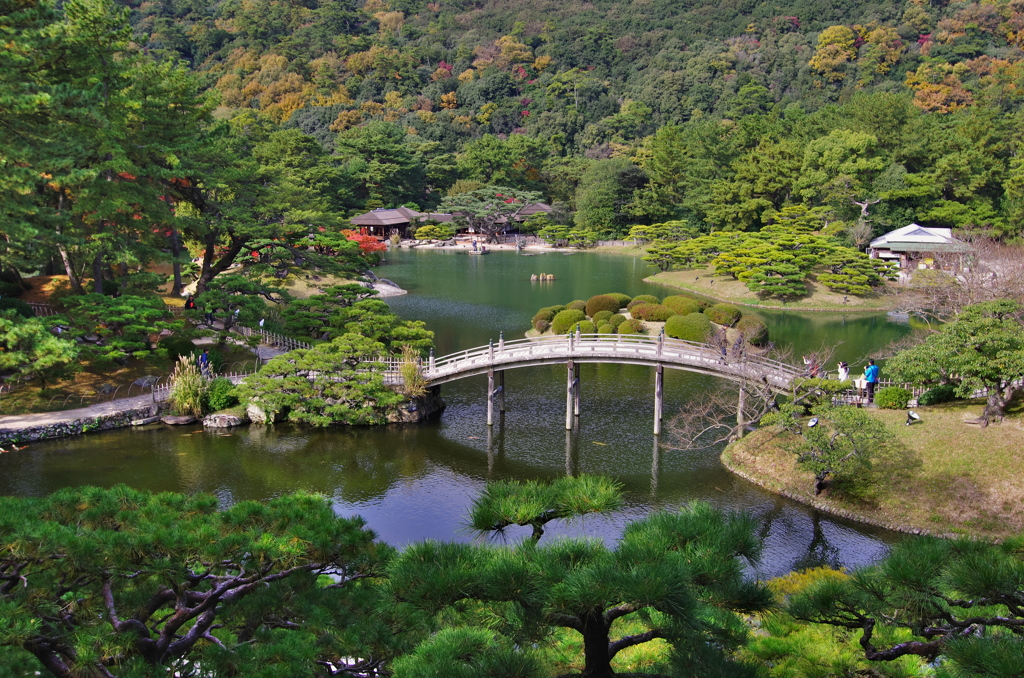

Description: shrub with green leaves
[918,384,959,406]
[0,281,24,298]
[585,294,622,317]
[157,336,197,362]
[617,318,645,334]
[531,305,563,325]
[597,323,614,334]
[665,313,713,342]
[551,309,587,335]
[592,310,613,324]
[736,315,769,345]
[607,314,626,328]
[534,319,551,333]
[567,300,587,312]
[206,377,239,411]
[626,295,660,310]
[0,297,33,318]
[569,320,596,334]
[630,303,677,322]
[704,303,742,326]
[605,293,632,309]
[661,295,703,316]
[874,386,912,409]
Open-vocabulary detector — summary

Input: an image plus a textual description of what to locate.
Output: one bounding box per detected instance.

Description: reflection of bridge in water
[387,334,804,435]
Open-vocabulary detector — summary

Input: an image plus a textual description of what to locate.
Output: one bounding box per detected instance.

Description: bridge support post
[487,369,494,427]
[573,363,581,416]
[653,364,664,435]
[735,382,746,439]
[566,360,575,430]
[498,370,505,412]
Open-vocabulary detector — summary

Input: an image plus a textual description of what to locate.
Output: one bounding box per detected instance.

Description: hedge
[551,309,587,335]
[918,384,959,406]
[567,300,587,312]
[875,386,912,410]
[592,310,613,324]
[617,318,645,334]
[586,294,621,317]
[626,295,660,310]
[703,303,742,326]
[607,314,626,328]
[630,303,677,322]
[665,313,713,342]
[597,323,614,334]
[735,316,768,345]
[662,295,703,316]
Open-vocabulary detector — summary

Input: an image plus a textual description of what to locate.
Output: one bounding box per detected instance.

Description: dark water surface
[0,250,913,578]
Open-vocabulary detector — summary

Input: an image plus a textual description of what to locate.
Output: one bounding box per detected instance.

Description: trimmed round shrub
[158,335,197,362]
[534,319,551,333]
[665,313,713,342]
[918,384,959,406]
[592,310,613,324]
[617,318,645,334]
[551,309,586,335]
[875,386,912,410]
[626,295,660,311]
[597,323,614,334]
[568,320,596,334]
[630,303,677,322]
[567,300,587,312]
[703,303,742,327]
[662,295,703,316]
[605,293,631,309]
[586,294,621,317]
[735,315,768,345]
[206,377,239,411]
[0,297,34,318]
[607,314,626,328]
[531,305,564,324]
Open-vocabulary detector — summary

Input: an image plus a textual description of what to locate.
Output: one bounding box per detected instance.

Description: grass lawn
[722,399,1024,538]
[647,267,896,312]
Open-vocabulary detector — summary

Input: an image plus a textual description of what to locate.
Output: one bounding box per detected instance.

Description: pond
[0,249,913,579]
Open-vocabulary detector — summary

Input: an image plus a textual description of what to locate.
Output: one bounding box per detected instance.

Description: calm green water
[0,250,913,578]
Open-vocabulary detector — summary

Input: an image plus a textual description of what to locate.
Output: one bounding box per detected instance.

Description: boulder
[161,415,196,425]
[204,413,248,428]
[246,403,285,424]
[130,416,162,426]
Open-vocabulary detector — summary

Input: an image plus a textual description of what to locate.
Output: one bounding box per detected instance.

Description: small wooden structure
[868,224,969,270]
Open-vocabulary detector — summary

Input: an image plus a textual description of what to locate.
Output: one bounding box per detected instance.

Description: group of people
[838,359,880,403]
[803,355,881,403]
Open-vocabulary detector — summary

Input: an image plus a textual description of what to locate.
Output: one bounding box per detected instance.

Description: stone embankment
[0,395,163,446]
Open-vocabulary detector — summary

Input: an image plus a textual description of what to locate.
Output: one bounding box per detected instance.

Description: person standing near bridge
[863,359,880,404]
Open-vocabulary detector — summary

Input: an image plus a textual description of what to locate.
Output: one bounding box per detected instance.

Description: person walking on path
[199,348,211,378]
[864,359,880,404]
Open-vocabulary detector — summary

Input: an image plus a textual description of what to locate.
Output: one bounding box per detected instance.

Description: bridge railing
[425,333,802,379]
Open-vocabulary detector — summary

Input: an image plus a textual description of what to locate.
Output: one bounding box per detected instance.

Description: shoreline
[645,271,896,313]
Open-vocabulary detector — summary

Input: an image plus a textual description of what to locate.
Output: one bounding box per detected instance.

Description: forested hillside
[5,0,1024,294]
[124,0,1024,236]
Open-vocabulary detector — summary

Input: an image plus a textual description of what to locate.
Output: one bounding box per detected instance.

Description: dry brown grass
[723,400,1024,538]
[647,267,896,312]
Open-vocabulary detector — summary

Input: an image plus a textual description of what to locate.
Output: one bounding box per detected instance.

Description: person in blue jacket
[864,358,880,403]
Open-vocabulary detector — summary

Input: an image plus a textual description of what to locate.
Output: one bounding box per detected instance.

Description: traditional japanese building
[867,224,969,270]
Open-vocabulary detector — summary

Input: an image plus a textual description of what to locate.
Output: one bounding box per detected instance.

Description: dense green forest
[4,0,1024,292]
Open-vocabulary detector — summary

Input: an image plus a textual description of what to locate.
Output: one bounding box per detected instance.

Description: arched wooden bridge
[384,333,804,434]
